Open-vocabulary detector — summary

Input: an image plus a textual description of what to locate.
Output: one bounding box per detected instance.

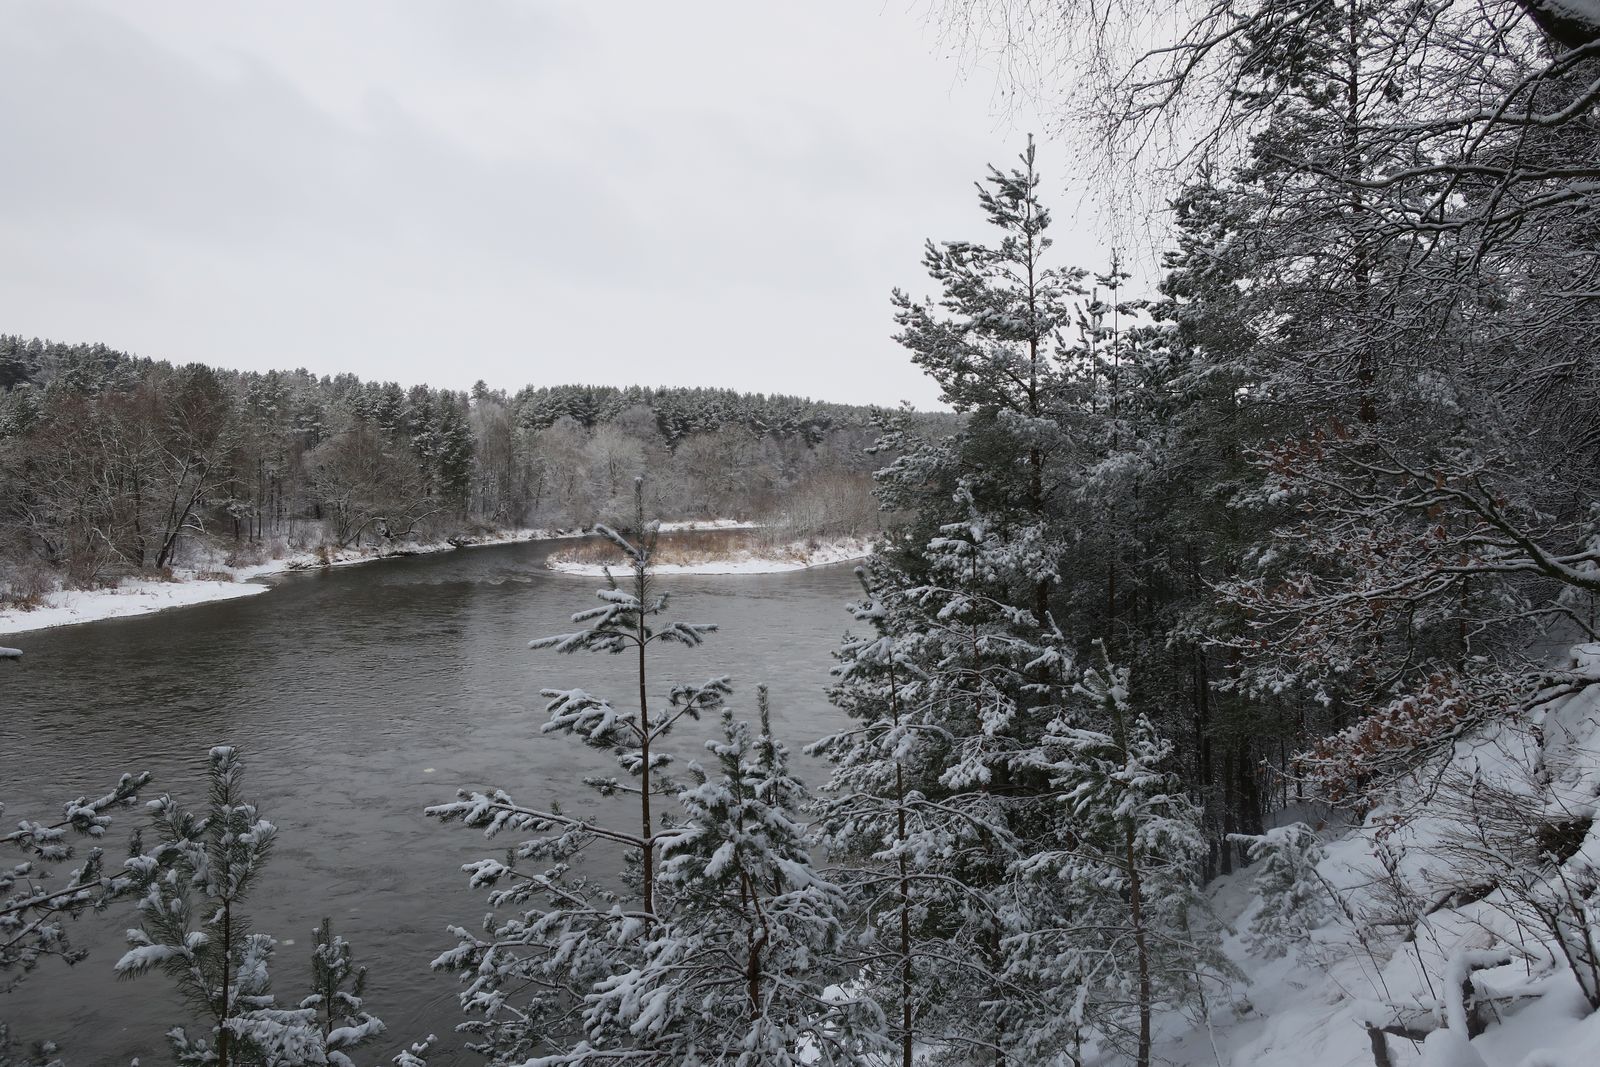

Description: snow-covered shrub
[1231,823,1333,958]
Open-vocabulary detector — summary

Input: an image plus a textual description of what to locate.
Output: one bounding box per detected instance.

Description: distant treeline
[0,336,943,595]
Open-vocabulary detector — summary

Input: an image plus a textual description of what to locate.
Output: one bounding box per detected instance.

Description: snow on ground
[547,537,871,576]
[0,522,807,634]
[1152,644,1600,1067]
[0,526,581,636]
[654,518,762,532]
[0,577,270,635]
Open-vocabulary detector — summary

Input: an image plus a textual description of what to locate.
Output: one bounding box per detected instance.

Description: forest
[8,0,1600,1065]
[0,345,900,605]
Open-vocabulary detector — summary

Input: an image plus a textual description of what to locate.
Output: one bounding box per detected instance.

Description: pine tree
[814,549,1072,1063]
[115,746,389,1067]
[431,481,886,1062]
[573,690,886,1064]
[427,480,730,1060]
[1014,645,1224,1067]
[1231,823,1333,959]
[115,744,279,1067]
[4,754,404,1066]
[813,143,1105,1065]
[890,135,1084,628]
[809,565,928,1067]
[300,918,387,1067]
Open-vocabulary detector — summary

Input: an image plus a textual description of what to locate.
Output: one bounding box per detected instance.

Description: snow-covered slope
[1154,645,1600,1067]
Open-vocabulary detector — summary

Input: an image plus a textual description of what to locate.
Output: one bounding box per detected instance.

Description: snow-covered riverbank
[0,578,273,635]
[546,537,870,577]
[0,527,572,636]
[0,521,795,635]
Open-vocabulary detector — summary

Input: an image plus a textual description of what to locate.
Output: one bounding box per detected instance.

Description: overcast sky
[0,1,1114,408]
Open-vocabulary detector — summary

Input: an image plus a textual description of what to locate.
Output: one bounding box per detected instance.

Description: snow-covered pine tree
[809,564,932,1067]
[1014,644,1223,1067]
[116,745,277,1067]
[814,546,1073,1061]
[571,688,886,1065]
[301,918,387,1067]
[814,142,1100,1060]
[910,498,1082,1062]
[427,479,745,1061]
[116,745,390,1067]
[890,135,1083,631]
[1230,823,1333,959]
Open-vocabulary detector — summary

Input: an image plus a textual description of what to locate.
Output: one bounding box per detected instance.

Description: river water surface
[1,537,861,1064]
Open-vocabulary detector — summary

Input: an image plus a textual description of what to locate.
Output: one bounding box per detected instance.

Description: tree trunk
[1126,822,1152,1067]
[891,660,915,1067]
[218,898,232,1067]
[636,560,655,916]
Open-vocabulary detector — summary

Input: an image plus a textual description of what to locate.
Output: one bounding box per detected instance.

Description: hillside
[1151,645,1600,1067]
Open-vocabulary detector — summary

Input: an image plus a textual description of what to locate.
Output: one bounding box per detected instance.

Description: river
[0,537,863,1064]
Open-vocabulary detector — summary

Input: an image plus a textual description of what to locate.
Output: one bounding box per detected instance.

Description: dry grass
[547,528,814,568]
[0,559,56,611]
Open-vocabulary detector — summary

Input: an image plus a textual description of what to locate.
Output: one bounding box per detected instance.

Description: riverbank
[546,536,871,577]
[0,526,572,636]
[0,521,790,635]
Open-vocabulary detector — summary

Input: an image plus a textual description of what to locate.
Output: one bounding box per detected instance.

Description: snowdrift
[1155,644,1600,1067]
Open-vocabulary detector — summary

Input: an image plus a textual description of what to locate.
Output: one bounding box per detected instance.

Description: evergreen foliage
[429,483,878,1064]
[0,339,911,596]
[1012,647,1226,1067]
[1231,824,1333,959]
[115,747,389,1067]
[0,770,150,1053]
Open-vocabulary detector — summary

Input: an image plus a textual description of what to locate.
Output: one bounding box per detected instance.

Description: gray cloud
[0,0,1111,406]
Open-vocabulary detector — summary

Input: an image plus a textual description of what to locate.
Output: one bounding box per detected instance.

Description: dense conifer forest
[0,338,911,602]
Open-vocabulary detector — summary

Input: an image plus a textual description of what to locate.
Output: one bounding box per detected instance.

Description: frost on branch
[1,767,150,1051]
